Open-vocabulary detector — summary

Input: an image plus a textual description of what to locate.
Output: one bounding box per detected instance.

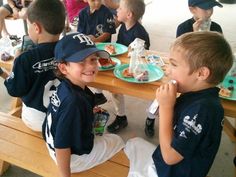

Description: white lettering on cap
[73,33,94,46]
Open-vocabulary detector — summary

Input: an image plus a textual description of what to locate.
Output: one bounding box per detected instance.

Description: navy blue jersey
[77,5,116,42]
[43,79,95,156]
[117,22,150,49]
[176,18,223,37]
[4,42,59,113]
[152,87,224,177]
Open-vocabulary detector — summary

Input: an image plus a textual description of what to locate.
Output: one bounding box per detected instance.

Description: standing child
[124,31,233,177]
[176,0,223,37]
[77,0,116,105]
[43,33,124,176]
[4,0,65,131]
[107,0,151,134]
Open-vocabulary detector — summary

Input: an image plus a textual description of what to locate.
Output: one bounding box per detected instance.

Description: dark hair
[27,0,65,35]
[172,31,233,85]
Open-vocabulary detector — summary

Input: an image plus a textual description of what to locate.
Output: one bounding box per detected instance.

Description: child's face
[190,6,213,20]
[87,0,102,13]
[117,0,130,22]
[166,47,199,93]
[59,54,99,88]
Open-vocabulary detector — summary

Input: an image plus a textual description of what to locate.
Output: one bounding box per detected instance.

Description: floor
[0,0,236,177]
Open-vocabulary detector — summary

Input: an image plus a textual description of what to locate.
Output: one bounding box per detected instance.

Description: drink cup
[199,18,211,31]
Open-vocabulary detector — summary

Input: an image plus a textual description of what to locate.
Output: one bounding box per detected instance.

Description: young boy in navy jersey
[124,32,233,177]
[176,0,223,37]
[77,0,116,105]
[107,0,151,134]
[77,0,116,42]
[4,0,65,131]
[43,33,124,176]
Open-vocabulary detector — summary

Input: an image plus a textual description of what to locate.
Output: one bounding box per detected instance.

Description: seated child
[77,0,116,105]
[176,0,223,37]
[42,33,124,175]
[107,0,151,135]
[124,31,233,177]
[4,0,65,131]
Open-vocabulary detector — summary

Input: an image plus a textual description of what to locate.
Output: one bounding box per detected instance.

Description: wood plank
[0,112,41,138]
[0,125,47,154]
[90,161,129,177]
[0,160,10,175]
[109,150,129,167]
[0,139,59,177]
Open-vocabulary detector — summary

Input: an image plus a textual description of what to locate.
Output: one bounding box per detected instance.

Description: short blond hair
[172,31,233,85]
[123,0,145,21]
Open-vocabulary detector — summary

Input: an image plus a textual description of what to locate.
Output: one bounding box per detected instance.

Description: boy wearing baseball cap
[42,33,124,176]
[176,0,223,37]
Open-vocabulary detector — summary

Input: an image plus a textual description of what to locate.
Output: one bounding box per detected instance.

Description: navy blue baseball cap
[55,33,109,62]
[188,0,223,10]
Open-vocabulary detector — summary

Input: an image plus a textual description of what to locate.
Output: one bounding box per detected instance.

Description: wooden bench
[0,112,129,177]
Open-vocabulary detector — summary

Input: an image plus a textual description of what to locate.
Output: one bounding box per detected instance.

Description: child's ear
[197,66,210,81]
[58,63,68,75]
[127,10,133,20]
[33,22,42,34]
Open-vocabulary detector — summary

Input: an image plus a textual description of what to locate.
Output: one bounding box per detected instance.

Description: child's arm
[156,82,183,165]
[89,32,111,43]
[55,148,71,177]
[0,67,9,79]
[7,0,19,19]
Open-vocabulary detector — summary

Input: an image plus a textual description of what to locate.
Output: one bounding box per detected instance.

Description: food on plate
[135,70,149,81]
[98,58,116,68]
[122,68,134,78]
[104,44,116,55]
[219,87,232,97]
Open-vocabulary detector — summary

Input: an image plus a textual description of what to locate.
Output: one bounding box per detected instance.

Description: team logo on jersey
[96,24,104,37]
[51,91,60,108]
[183,114,202,135]
[73,33,94,45]
[179,131,187,139]
[32,58,57,73]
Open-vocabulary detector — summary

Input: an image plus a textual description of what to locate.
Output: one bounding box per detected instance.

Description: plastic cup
[199,18,211,31]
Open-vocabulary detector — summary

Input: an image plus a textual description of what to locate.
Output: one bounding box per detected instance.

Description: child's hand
[88,35,96,42]
[156,82,177,108]
[193,18,203,32]
[12,8,19,19]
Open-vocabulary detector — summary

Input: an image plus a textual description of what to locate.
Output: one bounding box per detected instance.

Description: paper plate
[113,64,164,83]
[96,42,128,56]
[99,57,121,71]
[219,75,236,101]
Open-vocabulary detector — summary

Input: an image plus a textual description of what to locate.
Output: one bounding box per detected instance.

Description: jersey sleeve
[4,52,33,97]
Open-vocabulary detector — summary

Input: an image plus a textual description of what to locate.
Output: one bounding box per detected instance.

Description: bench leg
[0,160,10,175]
